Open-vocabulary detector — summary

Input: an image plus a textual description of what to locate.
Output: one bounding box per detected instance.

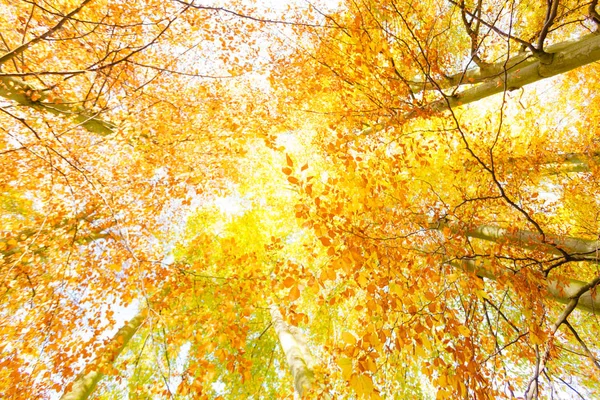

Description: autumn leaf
[3,1,600,399]
[350,373,374,397]
[342,331,357,346]
[336,356,353,380]
[288,284,301,301]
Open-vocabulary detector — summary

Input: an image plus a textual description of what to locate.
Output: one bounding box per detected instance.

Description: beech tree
[0,0,274,398]
[1,0,600,399]
[268,0,600,398]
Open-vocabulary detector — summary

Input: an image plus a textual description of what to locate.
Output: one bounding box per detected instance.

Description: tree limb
[0,76,116,135]
[408,31,600,93]
[0,0,95,67]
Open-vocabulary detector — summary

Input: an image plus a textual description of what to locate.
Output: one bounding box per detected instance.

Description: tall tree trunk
[60,285,173,400]
[437,222,600,313]
[452,259,600,314]
[0,76,116,135]
[420,32,600,112]
[269,304,314,397]
[462,224,600,259]
[60,309,148,400]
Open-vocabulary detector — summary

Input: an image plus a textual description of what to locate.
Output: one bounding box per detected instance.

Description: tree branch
[0,76,116,135]
[537,0,560,50]
[525,274,600,399]
[563,320,600,371]
[449,257,600,314]
[0,0,95,67]
[448,0,536,53]
[590,0,600,26]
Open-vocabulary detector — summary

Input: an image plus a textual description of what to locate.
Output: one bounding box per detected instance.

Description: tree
[268,0,600,397]
[0,1,274,398]
[1,0,600,399]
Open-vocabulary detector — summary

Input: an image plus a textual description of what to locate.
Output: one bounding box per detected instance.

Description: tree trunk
[410,33,600,93]
[60,309,147,400]
[269,304,314,397]
[60,284,174,400]
[421,32,600,113]
[0,76,116,135]
[435,222,600,313]
[463,224,600,259]
[452,259,600,314]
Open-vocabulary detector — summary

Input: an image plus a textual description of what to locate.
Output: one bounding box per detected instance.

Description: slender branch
[448,0,536,53]
[171,0,332,28]
[563,320,600,371]
[590,0,600,25]
[537,0,560,50]
[459,0,488,68]
[525,275,600,399]
[0,0,95,66]
[556,376,587,399]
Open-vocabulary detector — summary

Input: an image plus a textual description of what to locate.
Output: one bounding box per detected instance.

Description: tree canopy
[1,0,599,399]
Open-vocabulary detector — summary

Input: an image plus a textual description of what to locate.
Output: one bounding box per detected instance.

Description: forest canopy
[1,0,600,399]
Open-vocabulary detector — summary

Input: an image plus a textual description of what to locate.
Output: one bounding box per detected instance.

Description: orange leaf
[282,276,295,287]
[288,284,301,301]
[319,236,332,246]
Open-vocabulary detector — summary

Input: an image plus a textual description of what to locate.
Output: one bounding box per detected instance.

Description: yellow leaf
[342,331,357,346]
[366,357,377,373]
[357,273,367,287]
[529,325,546,345]
[457,326,471,337]
[389,282,403,296]
[351,373,374,397]
[336,356,353,380]
[319,236,332,246]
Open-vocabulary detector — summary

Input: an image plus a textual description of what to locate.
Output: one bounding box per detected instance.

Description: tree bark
[409,32,600,115]
[452,259,600,314]
[0,76,116,135]
[435,222,600,313]
[60,309,148,400]
[463,224,600,259]
[269,304,314,397]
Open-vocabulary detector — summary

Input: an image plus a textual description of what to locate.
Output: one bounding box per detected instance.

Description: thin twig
[0,0,95,66]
